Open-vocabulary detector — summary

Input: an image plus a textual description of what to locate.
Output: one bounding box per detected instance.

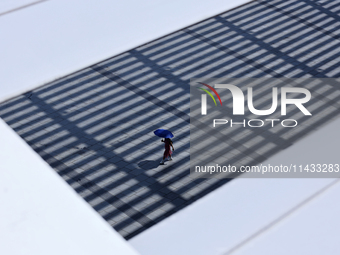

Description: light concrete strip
[0,118,140,255]
[0,0,47,16]
[0,0,252,103]
[129,117,340,255]
[230,179,340,255]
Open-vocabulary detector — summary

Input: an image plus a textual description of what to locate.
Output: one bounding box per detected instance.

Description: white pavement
[0,0,251,254]
[2,0,340,254]
[130,117,340,255]
[0,0,251,102]
[0,118,140,255]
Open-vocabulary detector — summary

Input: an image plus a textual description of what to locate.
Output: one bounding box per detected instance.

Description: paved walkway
[1,0,340,239]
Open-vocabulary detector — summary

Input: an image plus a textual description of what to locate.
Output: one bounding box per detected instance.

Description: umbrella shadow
[138,160,160,170]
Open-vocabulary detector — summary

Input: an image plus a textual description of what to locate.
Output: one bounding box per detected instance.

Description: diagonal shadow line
[71,138,190,195]
[189,93,340,179]
[100,160,192,223]
[28,107,187,182]
[82,71,282,203]
[212,8,297,41]
[163,30,340,140]
[133,18,277,67]
[321,0,340,11]
[4,16,338,163]
[261,0,340,36]
[38,147,156,227]
[91,65,190,123]
[5,0,340,221]
[188,79,340,179]
[122,17,294,78]
[259,0,340,41]
[0,0,48,17]
[286,34,340,61]
[1,0,338,239]
[217,16,304,52]
[218,2,285,31]
[136,0,257,53]
[183,28,284,77]
[94,53,278,163]
[34,73,104,103]
[138,35,273,78]
[46,146,191,232]
[137,45,255,80]
[105,197,180,231]
[13,74,187,148]
[39,81,119,111]
[1,0,338,241]
[127,51,313,156]
[244,12,338,55]
[135,30,249,67]
[185,20,317,76]
[221,7,339,57]
[222,178,340,255]
[221,1,281,24]
[32,68,99,100]
[112,159,234,234]
[216,9,332,56]
[123,199,191,239]
[71,139,190,200]
[58,136,180,189]
[31,90,190,218]
[211,16,340,109]
[278,0,340,23]
[70,82,187,131]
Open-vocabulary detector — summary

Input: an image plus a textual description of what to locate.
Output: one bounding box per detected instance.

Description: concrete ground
[1,0,340,239]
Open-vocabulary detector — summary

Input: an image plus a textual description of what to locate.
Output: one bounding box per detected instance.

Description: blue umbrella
[154,129,174,138]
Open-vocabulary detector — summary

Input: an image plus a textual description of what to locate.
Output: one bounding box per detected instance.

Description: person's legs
[168,150,173,160]
[161,148,172,164]
[160,153,167,164]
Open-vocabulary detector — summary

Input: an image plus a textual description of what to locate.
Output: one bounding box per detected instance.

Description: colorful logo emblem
[197,82,222,106]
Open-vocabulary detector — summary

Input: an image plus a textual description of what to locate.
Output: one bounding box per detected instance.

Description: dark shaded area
[1,0,340,239]
[138,160,160,170]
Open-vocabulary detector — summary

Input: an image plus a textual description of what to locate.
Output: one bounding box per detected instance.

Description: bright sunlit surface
[0,0,45,15]
[0,0,251,102]
[0,118,140,255]
[2,0,340,254]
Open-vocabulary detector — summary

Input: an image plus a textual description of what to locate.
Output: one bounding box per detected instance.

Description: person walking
[160,138,174,164]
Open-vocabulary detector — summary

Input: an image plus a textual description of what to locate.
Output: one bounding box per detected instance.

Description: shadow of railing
[1,0,340,239]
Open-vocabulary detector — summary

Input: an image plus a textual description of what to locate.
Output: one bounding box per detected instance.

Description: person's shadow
[138,160,160,170]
